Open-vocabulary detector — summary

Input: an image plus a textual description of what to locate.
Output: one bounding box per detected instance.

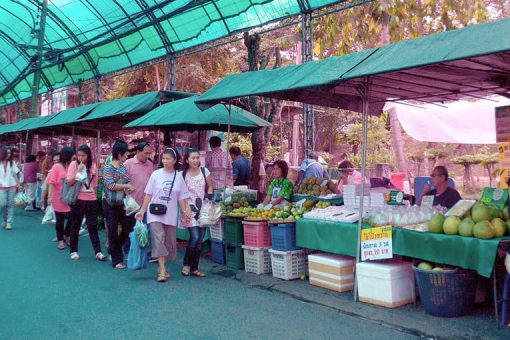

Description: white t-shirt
[0,161,20,188]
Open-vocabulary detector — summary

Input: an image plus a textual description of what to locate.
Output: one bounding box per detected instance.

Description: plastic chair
[502,272,510,326]
[414,176,456,199]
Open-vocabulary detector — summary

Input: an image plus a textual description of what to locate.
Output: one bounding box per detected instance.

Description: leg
[69,201,85,253]
[84,200,102,255]
[6,188,16,226]
[164,224,177,262]
[64,212,71,241]
[0,190,7,226]
[119,213,135,255]
[104,203,122,266]
[190,227,206,273]
[150,222,168,276]
[24,183,36,210]
[55,211,67,248]
[183,227,199,268]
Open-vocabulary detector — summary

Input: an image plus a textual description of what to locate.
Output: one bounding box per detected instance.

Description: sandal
[95,252,107,261]
[190,270,206,277]
[181,266,190,276]
[115,263,126,269]
[157,271,167,283]
[58,241,66,250]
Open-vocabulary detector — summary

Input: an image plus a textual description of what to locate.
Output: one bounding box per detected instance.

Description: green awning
[0,0,354,108]
[125,95,270,133]
[40,103,99,128]
[197,17,510,112]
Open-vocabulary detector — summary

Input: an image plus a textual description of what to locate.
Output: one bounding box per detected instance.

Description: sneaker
[70,252,80,260]
[149,257,158,263]
[52,237,58,242]
[24,206,36,211]
[79,228,88,236]
[95,252,107,261]
[114,263,126,269]
[5,223,12,230]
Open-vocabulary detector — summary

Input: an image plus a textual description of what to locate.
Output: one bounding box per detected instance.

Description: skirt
[150,222,177,260]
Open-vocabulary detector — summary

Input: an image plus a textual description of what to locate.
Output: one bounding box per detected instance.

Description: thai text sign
[361,226,393,261]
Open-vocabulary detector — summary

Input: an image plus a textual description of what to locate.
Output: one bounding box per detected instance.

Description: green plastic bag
[134,220,149,248]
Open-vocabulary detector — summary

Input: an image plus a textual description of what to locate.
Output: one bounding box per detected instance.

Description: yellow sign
[499,143,510,189]
[361,226,393,261]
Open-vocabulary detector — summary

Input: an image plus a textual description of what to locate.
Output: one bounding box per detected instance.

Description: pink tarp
[385,96,510,144]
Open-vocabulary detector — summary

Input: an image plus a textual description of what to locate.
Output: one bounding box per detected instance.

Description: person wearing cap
[205,136,231,190]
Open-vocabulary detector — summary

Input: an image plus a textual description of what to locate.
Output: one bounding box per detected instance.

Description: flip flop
[190,270,206,277]
[181,266,190,276]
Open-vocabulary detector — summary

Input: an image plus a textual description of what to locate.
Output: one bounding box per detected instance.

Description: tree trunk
[154,65,161,91]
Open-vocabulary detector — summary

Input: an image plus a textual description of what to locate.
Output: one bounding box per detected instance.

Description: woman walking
[47,147,74,249]
[180,148,213,277]
[102,140,136,269]
[0,146,21,230]
[23,154,39,211]
[136,148,191,282]
[67,144,106,261]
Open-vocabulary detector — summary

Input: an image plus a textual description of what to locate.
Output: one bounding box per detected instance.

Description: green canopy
[0,0,352,108]
[125,95,270,133]
[197,17,510,112]
[40,103,99,128]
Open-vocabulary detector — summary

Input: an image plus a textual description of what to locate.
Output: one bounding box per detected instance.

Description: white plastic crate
[209,220,224,241]
[269,249,306,280]
[242,245,271,275]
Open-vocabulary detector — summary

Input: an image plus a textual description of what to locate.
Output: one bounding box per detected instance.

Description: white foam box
[356,260,414,308]
[308,253,355,292]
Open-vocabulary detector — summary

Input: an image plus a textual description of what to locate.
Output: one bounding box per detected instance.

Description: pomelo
[492,218,506,237]
[433,267,443,271]
[443,216,461,235]
[418,262,433,270]
[472,204,491,223]
[503,205,509,221]
[428,213,445,233]
[489,206,502,219]
[459,217,475,237]
[473,220,496,239]
[507,219,510,234]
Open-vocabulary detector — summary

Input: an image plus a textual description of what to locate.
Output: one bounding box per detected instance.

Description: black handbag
[149,172,176,215]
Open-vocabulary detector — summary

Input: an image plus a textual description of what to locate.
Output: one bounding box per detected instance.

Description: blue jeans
[183,227,206,272]
[0,188,16,224]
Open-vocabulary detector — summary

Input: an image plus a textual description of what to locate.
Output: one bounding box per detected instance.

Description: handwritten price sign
[361,226,393,261]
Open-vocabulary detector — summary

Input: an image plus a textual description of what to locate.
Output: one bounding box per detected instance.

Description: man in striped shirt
[205,136,231,190]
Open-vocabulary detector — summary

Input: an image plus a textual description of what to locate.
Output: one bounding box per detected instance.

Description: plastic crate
[210,239,226,265]
[242,220,272,247]
[224,217,244,244]
[242,245,271,275]
[226,243,244,270]
[270,223,298,251]
[269,249,306,280]
[414,266,477,317]
[209,220,225,241]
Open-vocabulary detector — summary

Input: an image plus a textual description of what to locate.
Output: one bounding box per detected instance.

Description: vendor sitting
[262,160,293,208]
[419,165,461,209]
[336,160,364,195]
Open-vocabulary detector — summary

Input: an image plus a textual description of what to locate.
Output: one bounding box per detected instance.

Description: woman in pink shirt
[47,147,74,250]
[136,148,192,282]
[67,145,106,262]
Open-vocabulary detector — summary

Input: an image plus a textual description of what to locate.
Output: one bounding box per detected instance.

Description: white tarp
[385,96,510,144]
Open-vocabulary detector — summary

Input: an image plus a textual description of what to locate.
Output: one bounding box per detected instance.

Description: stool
[502,273,510,326]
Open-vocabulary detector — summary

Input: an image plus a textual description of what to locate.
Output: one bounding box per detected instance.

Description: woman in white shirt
[0,146,21,230]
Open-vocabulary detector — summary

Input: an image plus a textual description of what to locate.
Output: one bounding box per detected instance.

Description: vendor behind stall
[294,152,329,189]
[418,165,461,209]
[262,160,293,208]
[336,160,364,195]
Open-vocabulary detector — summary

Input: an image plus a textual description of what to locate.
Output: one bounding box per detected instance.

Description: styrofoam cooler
[356,260,414,308]
[308,253,355,292]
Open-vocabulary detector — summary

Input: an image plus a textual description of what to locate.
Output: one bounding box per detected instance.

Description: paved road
[0,209,419,339]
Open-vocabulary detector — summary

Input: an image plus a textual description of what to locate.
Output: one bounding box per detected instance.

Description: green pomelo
[443,216,461,235]
[489,206,502,219]
[417,262,433,270]
[492,218,506,237]
[473,220,496,239]
[428,213,445,233]
[433,267,443,271]
[503,206,509,221]
[507,219,510,234]
[472,204,491,223]
[459,217,475,237]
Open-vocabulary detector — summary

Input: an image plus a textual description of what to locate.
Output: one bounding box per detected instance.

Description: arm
[270,197,284,206]
[103,166,135,192]
[135,194,152,221]
[295,170,304,189]
[262,195,271,205]
[47,185,53,205]
[206,175,213,195]
[417,183,432,206]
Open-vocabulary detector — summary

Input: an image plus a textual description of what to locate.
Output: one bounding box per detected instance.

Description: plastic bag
[123,195,140,216]
[14,192,29,207]
[42,205,56,225]
[127,230,150,270]
[134,220,149,248]
[198,200,222,226]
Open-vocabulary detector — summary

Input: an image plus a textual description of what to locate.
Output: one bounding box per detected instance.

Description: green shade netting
[0,0,350,108]
[125,95,271,132]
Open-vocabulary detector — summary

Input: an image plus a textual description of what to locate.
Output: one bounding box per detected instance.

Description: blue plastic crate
[210,239,226,265]
[270,223,299,251]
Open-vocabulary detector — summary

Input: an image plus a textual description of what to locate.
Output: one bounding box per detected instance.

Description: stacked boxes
[308,253,355,292]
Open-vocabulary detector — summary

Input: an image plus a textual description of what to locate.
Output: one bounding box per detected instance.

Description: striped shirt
[102,163,130,204]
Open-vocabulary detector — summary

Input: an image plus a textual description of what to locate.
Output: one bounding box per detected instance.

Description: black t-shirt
[428,186,462,209]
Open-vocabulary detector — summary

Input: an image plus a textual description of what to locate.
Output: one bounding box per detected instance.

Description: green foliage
[452,154,484,165]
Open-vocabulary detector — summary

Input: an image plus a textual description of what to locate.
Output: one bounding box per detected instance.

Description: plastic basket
[224,218,244,244]
[414,266,477,317]
[242,220,272,247]
[210,239,226,265]
[270,223,298,251]
[226,243,244,270]
[209,220,225,241]
[269,249,306,280]
[242,245,271,275]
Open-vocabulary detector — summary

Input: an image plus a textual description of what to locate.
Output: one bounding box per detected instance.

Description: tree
[452,154,483,192]
[480,153,499,187]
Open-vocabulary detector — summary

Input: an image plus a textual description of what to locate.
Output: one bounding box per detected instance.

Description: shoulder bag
[149,172,176,215]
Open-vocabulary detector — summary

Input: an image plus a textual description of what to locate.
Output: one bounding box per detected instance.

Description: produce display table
[291,194,344,205]
[296,218,509,278]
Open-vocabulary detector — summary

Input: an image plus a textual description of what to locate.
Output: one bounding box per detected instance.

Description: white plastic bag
[123,195,140,216]
[42,205,56,225]
[75,166,88,183]
[14,192,29,207]
[198,201,222,226]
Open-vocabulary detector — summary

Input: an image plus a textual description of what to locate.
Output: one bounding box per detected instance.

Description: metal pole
[167,54,176,91]
[224,103,232,190]
[96,130,101,170]
[96,77,102,102]
[353,82,370,302]
[301,12,314,158]
[29,0,49,117]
